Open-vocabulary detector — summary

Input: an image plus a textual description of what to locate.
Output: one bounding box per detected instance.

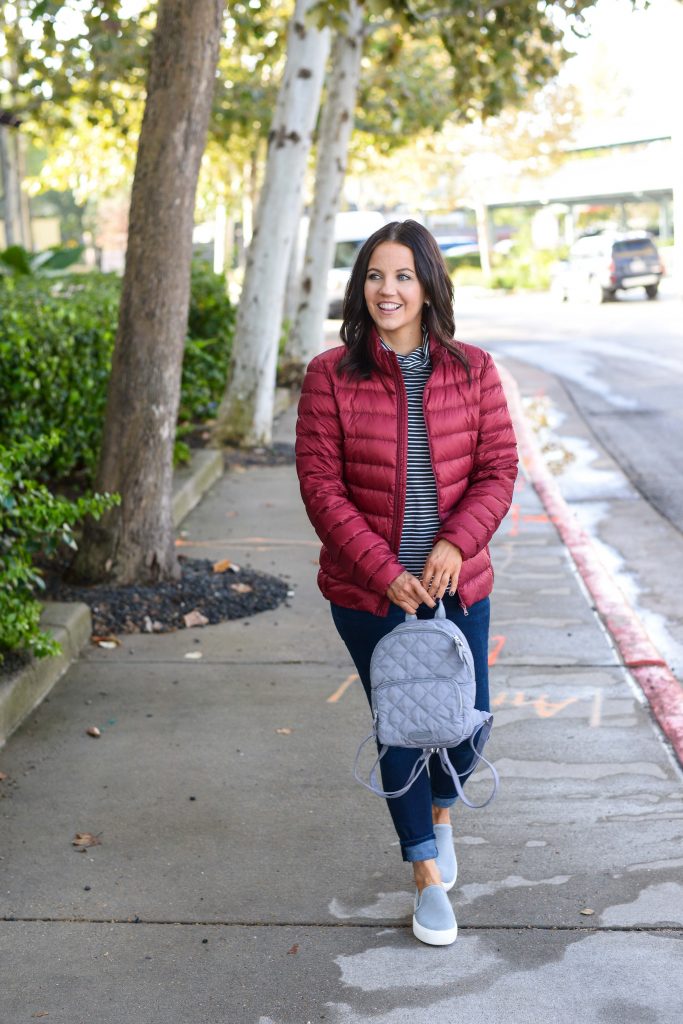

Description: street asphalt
[1,387,682,1024]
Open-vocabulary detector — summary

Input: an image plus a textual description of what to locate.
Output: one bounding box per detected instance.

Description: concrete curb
[0,448,225,749]
[171,449,223,527]
[0,602,91,747]
[500,364,683,765]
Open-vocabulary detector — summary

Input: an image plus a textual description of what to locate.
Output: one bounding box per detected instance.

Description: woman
[295,220,518,946]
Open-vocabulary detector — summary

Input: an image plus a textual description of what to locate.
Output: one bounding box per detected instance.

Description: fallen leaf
[86,726,101,738]
[230,583,253,594]
[275,728,292,735]
[213,558,234,573]
[183,609,210,628]
[0,771,7,782]
[92,635,120,648]
[287,943,299,955]
[580,908,595,916]
[72,832,102,848]
[184,651,203,660]
[32,1013,49,1018]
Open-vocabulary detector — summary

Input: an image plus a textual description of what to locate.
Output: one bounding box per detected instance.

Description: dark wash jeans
[331,593,490,863]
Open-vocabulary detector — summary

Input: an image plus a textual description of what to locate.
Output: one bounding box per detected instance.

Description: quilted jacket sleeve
[295,355,405,596]
[434,353,518,559]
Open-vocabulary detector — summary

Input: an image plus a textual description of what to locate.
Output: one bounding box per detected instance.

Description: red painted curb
[500,365,683,765]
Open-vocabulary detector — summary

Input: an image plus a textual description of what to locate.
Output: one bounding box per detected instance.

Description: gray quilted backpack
[354,600,499,808]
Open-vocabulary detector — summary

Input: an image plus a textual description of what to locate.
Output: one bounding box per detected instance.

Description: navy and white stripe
[380,329,441,576]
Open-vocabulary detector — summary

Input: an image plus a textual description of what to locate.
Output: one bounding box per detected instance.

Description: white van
[327,210,386,318]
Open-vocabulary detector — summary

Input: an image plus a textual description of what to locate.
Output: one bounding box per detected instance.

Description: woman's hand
[386,570,436,614]
[420,540,463,602]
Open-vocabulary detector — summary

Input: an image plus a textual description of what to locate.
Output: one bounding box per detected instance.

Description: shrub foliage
[0,261,235,483]
[0,261,234,660]
[0,433,119,662]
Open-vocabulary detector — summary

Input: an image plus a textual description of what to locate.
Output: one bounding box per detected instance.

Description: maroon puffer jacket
[295,329,518,616]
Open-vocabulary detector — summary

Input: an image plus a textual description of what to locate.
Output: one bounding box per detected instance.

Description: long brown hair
[338,219,469,380]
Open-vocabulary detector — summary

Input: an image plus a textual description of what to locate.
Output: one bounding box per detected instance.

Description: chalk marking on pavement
[507,503,520,536]
[492,690,580,719]
[590,689,603,728]
[488,635,506,666]
[504,505,550,539]
[327,673,359,703]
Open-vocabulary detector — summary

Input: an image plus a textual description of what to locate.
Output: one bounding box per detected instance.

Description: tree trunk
[0,124,23,247]
[281,206,306,329]
[72,0,225,584]
[16,131,32,248]
[474,196,492,283]
[212,0,330,447]
[286,0,364,367]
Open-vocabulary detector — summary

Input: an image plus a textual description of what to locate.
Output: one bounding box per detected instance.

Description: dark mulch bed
[223,441,295,469]
[180,425,295,470]
[2,440,296,674]
[0,649,32,679]
[43,557,290,637]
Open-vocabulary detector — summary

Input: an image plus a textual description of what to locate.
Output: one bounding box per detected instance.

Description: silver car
[551,231,665,303]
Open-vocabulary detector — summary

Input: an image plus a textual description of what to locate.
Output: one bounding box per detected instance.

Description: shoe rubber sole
[412,915,458,946]
[441,874,456,893]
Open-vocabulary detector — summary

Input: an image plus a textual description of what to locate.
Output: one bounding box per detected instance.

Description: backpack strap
[405,599,446,622]
[437,718,499,809]
[353,731,431,799]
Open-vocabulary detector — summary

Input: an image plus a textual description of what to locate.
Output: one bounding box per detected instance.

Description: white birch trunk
[0,125,23,248]
[213,0,330,446]
[282,210,306,328]
[286,0,364,366]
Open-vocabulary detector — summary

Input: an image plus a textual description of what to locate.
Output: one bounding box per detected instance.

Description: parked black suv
[551,231,665,303]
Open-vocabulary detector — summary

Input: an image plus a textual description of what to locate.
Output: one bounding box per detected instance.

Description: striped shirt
[380,329,441,576]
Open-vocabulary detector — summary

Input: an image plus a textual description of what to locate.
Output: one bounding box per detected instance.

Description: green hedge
[0,261,235,484]
[0,432,119,662]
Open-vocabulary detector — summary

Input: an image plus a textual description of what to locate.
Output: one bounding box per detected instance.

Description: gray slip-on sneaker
[434,823,457,892]
[412,884,458,946]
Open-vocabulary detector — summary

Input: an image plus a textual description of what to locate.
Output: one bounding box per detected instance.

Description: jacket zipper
[390,357,408,556]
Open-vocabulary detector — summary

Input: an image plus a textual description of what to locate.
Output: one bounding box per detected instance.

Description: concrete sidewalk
[1,397,682,1024]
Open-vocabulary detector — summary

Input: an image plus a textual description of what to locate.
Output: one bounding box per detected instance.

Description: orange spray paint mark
[488,635,506,666]
[326,673,358,703]
[507,504,520,537]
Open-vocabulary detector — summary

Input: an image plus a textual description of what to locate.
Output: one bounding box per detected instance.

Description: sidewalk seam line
[1,917,681,932]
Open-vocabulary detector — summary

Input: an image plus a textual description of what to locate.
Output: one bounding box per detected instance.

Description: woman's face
[363,242,426,340]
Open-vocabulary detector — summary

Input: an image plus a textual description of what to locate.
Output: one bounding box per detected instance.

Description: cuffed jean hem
[431,793,458,809]
[402,836,438,863]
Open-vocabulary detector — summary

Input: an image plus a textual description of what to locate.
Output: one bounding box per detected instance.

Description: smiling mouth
[377,303,401,311]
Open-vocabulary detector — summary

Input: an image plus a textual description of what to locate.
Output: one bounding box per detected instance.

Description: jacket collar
[371,324,446,372]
